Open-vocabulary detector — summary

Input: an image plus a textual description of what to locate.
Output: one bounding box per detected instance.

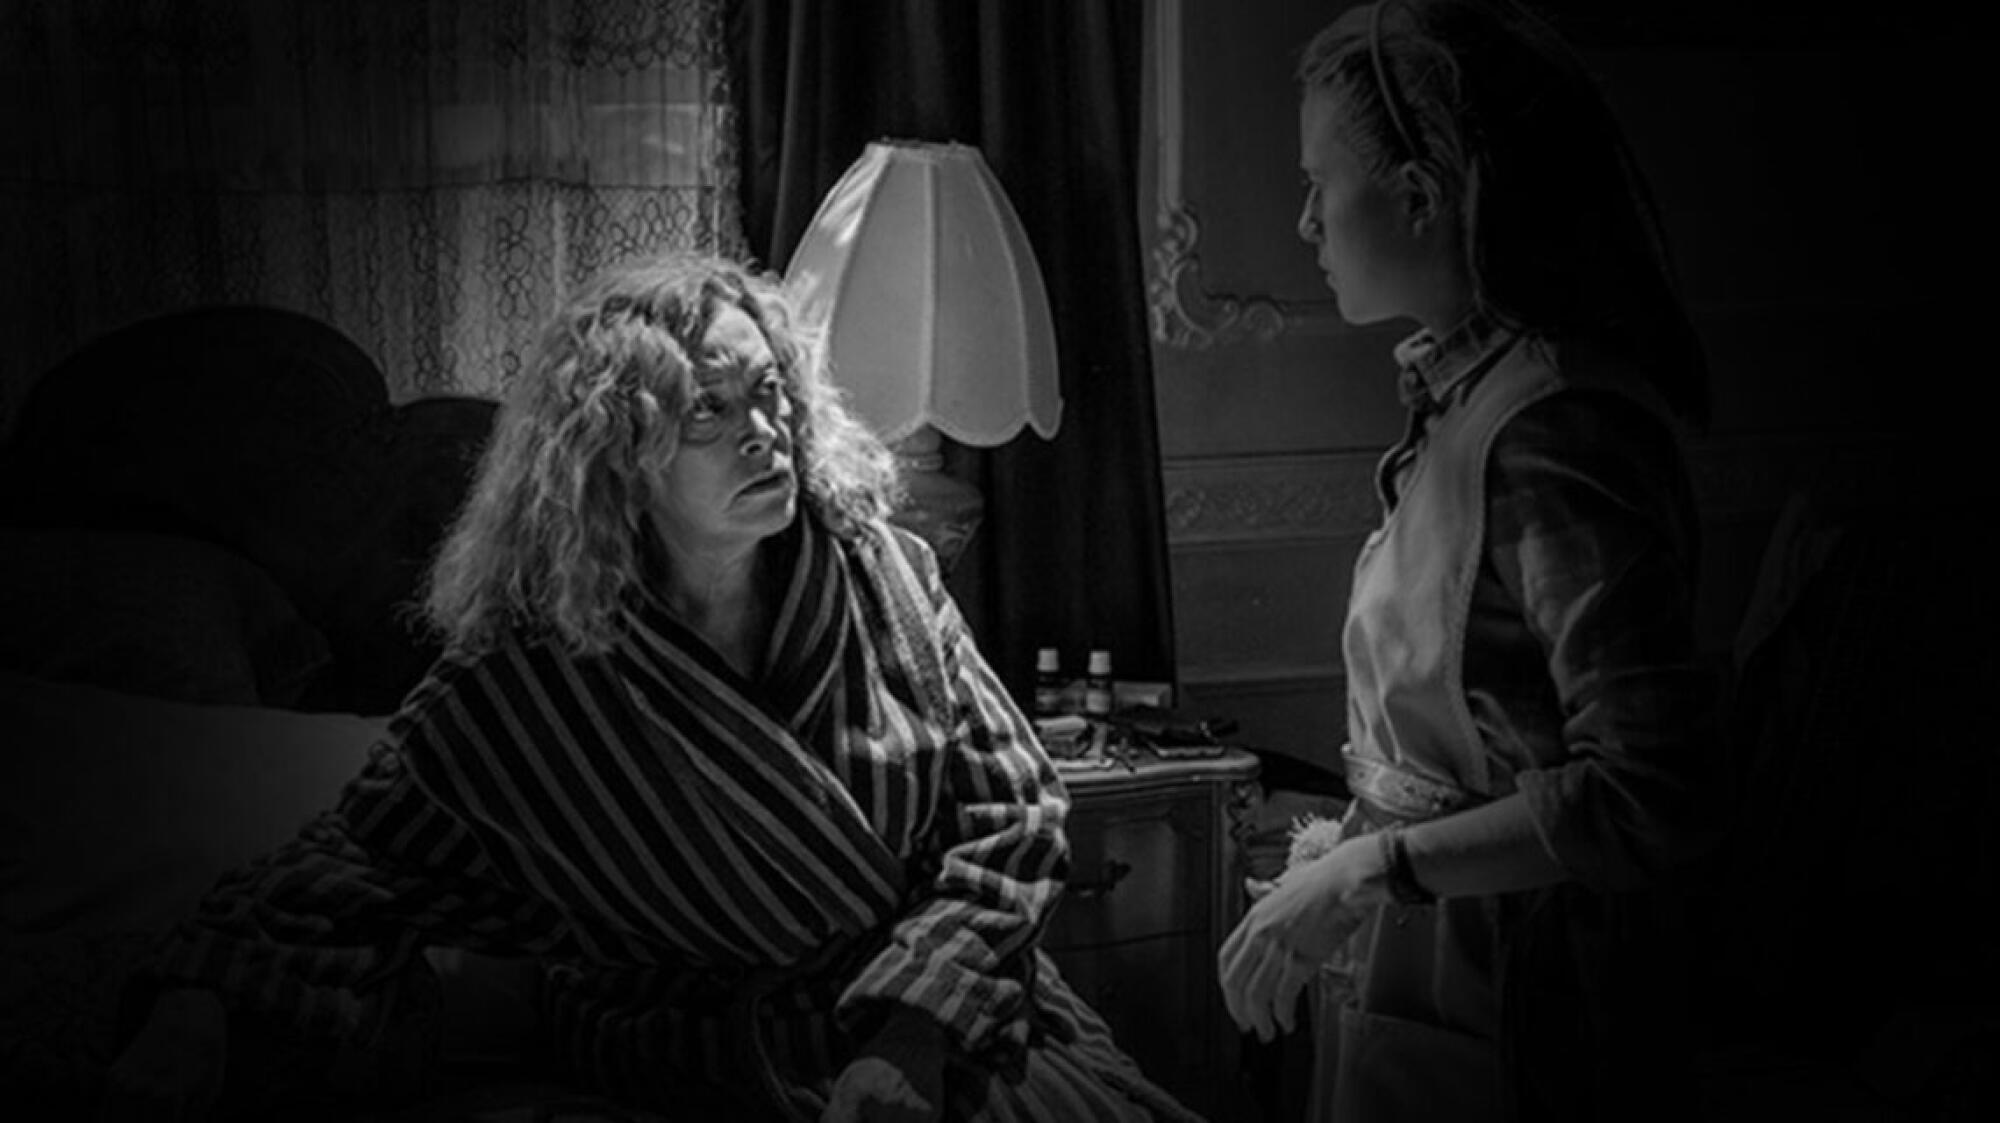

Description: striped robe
[135,515,1200,1122]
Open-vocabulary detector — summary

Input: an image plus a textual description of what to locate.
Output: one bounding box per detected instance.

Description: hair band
[1368,0,1422,159]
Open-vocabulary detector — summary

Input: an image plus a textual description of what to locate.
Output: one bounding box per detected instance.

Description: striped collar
[1392,307,1522,411]
[625,510,874,738]
[614,513,907,936]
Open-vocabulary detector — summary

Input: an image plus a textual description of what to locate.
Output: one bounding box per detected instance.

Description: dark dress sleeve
[1492,389,1727,891]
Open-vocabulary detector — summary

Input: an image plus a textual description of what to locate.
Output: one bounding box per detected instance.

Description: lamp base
[888,429,984,576]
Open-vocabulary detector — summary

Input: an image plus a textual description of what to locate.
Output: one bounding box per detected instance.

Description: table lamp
[784,139,1062,574]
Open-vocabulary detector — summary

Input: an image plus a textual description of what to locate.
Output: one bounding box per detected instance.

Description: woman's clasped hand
[1218,837,1387,1042]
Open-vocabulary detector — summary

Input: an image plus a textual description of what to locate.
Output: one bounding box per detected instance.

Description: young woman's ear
[1398,162,1446,235]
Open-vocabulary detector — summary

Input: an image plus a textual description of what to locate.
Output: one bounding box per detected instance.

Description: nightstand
[1042,748,1261,1122]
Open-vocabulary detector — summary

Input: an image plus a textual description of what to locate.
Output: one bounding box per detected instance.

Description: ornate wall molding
[1147,0,1327,350]
[1162,451,1380,547]
[1162,431,1909,548]
[1148,203,1288,350]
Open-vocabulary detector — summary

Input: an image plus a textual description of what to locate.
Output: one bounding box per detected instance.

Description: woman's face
[651,301,799,557]
[1296,87,1430,326]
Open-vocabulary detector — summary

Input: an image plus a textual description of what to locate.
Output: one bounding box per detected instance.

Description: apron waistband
[1342,747,1487,824]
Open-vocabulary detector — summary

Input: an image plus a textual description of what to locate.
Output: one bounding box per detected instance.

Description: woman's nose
[1297,200,1321,244]
[739,405,781,456]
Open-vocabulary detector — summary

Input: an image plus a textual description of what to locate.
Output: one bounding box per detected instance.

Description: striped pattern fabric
[138,515,1200,1121]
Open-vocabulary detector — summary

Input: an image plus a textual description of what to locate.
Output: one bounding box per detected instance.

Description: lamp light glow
[785,140,1062,571]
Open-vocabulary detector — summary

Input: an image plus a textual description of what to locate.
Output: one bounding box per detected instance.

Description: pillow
[0,528,332,708]
[0,671,541,1084]
[0,669,384,933]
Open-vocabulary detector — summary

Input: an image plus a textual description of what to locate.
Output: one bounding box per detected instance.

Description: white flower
[1284,813,1345,871]
[1281,812,1360,976]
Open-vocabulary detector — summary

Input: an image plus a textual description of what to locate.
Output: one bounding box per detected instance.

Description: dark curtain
[728,0,1174,702]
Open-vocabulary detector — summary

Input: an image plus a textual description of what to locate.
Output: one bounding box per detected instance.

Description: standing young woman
[1216,2,1726,1120]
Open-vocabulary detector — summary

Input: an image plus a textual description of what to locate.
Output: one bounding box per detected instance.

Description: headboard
[0,306,498,715]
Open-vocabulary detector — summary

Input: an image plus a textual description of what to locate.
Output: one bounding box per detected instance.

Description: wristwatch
[1378,823,1438,906]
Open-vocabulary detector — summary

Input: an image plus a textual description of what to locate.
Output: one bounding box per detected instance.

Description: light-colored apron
[1320,332,1698,1123]
[1312,333,1692,1122]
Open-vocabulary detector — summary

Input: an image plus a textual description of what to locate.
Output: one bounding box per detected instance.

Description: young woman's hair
[424,252,902,655]
[1298,0,1709,427]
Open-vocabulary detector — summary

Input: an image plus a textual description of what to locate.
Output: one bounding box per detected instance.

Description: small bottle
[1084,649,1114,717]
[1034,648,1064,718]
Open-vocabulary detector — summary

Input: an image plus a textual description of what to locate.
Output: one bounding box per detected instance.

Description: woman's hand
[1217,836,1390,1042]
[97,988,227,1122]
[821,1007,945,1123]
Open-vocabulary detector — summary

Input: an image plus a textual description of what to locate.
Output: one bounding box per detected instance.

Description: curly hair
[424,252,903,656]
[1298,0,1708,428]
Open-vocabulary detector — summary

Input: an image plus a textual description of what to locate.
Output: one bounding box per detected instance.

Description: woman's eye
[687,392,723,422]
[756,373,784,399]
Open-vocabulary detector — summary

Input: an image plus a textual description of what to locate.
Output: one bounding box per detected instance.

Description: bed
[0,307,668,1120]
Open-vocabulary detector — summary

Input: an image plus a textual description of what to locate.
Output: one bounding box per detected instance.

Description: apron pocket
[1331,1004,1501,1123]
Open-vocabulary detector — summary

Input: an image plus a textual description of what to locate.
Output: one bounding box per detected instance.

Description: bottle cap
[1088,649,1111,674]
[1036,647,1060,671]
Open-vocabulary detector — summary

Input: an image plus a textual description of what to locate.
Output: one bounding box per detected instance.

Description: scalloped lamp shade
[784,140,1062,448]
[784,140,1062,573]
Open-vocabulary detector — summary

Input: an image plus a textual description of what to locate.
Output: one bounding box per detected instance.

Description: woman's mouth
[740,468,793,497]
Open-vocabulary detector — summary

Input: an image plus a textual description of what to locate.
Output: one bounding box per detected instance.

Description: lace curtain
[0,0,745,429]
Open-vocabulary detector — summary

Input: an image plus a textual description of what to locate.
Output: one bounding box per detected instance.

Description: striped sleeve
[128,667,579,1045]
[837,532,1070,1061]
